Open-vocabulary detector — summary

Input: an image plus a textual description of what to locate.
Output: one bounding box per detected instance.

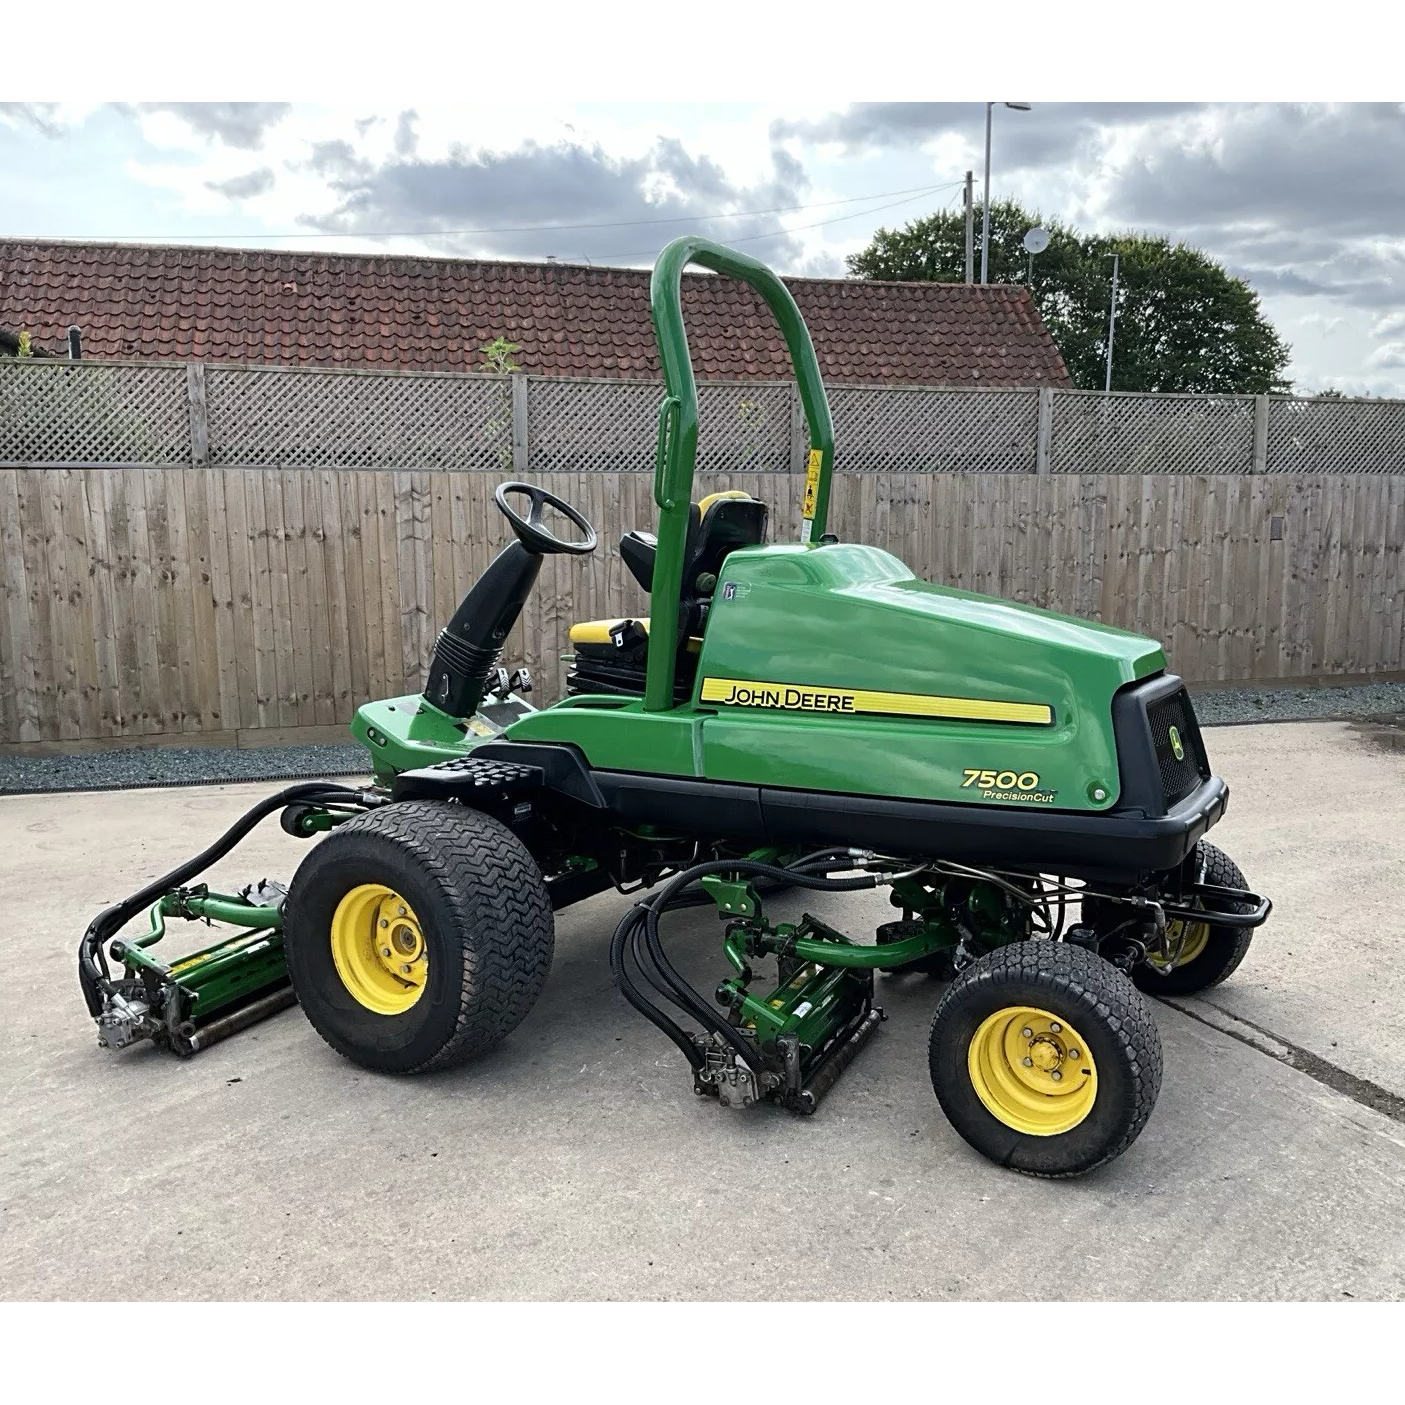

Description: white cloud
[1297,313,1347,334]
[1367,341,1405,370]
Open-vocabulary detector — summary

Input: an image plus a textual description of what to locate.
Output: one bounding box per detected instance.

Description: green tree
[847,200,1292,394]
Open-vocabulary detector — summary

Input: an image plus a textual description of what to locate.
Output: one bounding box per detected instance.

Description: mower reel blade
[788,1006,885,1115]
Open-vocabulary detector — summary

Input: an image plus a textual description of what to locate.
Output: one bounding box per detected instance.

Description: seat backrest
[683,491,768,595]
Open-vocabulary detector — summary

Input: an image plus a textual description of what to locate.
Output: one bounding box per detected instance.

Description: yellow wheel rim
[330,884,428,1016]
[968,1005,1098,1137]
[1147,917,1210,971]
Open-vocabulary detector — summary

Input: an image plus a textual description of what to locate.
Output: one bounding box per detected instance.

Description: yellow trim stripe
[699,676,1053,726]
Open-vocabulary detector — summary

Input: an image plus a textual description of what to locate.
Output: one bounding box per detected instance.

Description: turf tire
[284,800,553,1074]
[929,940,1163,1178]
[1131,841,1255,997]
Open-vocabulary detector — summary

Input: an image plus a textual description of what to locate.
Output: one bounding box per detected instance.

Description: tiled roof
[0,239,1070,387]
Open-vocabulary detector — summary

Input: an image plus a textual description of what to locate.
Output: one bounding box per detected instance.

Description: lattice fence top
[697,380,792,473]
[0,359,190,466]
[830,385,1038,473]
[1050,391,1255,474]
[1266,397,1405,474]
[206,365,512,470]
[528,376,794,473]
[527,377,660,473]
[3,357,1405,474]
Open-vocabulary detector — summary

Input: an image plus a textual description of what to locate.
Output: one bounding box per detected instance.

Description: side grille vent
[1147,690,1207,807]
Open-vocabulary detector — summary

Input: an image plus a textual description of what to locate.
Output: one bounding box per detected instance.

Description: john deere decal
[700,677,1053,726]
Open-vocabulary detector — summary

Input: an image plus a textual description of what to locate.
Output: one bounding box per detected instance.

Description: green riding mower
[79,236,1270,1177]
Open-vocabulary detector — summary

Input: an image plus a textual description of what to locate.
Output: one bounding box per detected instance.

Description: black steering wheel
[494,482,598,556]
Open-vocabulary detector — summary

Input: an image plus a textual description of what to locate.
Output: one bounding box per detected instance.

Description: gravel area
[1188,680,1405,726]
[0,743,370,795]
[3,681,1404,795]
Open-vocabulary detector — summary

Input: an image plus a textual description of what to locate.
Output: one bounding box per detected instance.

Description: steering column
[423,482,597,719]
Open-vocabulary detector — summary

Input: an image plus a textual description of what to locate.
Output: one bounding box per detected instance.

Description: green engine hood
[504,542,1168,814]
[702,542,1163,701]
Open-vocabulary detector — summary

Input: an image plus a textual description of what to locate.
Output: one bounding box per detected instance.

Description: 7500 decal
[960,768,1057,804]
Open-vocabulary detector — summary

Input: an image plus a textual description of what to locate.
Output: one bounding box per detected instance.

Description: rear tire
[1131,841,1254,996]
[284,800,553,1073]
[929,941,1162,1177]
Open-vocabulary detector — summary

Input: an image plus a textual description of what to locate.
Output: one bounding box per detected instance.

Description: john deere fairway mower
[80,236,1270,1176]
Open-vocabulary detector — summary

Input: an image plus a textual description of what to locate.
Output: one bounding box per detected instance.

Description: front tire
[1131,841,1255,996]
[284,800,553,1073]
[929,941,1162,1177]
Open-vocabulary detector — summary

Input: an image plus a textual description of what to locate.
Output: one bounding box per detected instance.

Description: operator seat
[566,490,769,701]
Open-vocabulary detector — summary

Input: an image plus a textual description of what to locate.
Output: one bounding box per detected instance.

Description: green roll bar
[644,236,836,712]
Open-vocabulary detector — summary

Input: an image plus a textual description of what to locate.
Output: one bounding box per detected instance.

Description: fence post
[789,381,806,472]
[185,363,209,467]
[511,373,530,473]
[1252,394,1269,474]
[1035,387,1054,475]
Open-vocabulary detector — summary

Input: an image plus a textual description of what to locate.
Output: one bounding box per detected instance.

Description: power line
[17,180,962,245]
[594,182,964,261]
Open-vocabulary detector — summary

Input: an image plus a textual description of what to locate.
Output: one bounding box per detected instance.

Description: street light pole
[981,104,993,284]
[980,103,1031,285]
[964,170,974,284]
[1105,252,1120,393]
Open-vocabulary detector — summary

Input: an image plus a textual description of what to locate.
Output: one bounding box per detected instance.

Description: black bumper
[590,768,1228,881]
[756,774,1227,879]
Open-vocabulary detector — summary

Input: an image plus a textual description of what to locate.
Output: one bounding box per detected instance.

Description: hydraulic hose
[78,782,384,1017]
[609,853,884,1077]
[609,903,703,1070]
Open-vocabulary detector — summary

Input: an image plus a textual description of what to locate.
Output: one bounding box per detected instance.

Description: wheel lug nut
[1051,1070,1063,1081]
[380,919,388,928]
[400,964,412,974]
[1022,1057,1033,1067]
[1050,1022,1061,1033]
[1022,1027,1033,1038]
[381,947,392,958]
[398,906,407,916]
[1069,1049,1080,1059]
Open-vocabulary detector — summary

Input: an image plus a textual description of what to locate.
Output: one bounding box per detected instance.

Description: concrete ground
[3,720,1404,1301]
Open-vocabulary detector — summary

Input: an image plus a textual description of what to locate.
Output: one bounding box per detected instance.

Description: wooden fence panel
[2,468,1402,750]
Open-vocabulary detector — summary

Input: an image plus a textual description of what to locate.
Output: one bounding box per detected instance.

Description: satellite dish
[1022,226,1050,254]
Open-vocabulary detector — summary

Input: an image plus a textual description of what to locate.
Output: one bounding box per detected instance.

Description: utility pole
[1105,252,1120,393]
[964,171,974,285]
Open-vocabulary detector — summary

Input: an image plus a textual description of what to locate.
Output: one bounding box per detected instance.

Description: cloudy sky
[2,101,1403,394]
